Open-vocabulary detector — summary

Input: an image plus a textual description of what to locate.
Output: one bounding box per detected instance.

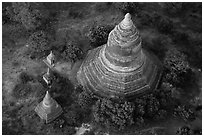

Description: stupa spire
[120,13,133,29]
[47,68,50,75]
[42,91,54,107]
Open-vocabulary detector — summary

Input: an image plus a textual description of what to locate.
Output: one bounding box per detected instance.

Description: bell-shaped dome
[77,13,162,100]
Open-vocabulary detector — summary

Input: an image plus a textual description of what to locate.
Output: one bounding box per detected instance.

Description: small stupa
[77,13,162,100]
[45,51,55,67]
[35,91,63,123]
[43,68,53,86]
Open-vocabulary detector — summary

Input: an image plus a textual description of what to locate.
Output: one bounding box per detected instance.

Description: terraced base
[77,45,162,100]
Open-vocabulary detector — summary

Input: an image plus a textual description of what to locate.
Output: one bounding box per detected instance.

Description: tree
[93,99,135,130]
[27,30,50,58]
[176,126,192,135]
[12,83,33,99]
[6,2,47,31]
[77,91,94,111]
[19,72,34,84]
[163,48,191,86]
[87,25,113,48]
[114,2,141,14]
[173,105,195,122]
[62,41,83,63]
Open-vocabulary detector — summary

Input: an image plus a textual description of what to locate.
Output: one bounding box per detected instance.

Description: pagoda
[44,51,55,68]
[43,68,53,86]
[35,91,63,123]
[77,13,162,100]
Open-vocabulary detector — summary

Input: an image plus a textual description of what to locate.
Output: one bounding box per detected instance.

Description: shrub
[13,83,32,99]
[173,105,195,122]
[77,91,94,110]
[93,99,135,130]
[62,41,83,63]
[163,48,191,86]
[176,126,192,135]
[27,30,50,58]
[134,93,160,118]
[6,2,43,31]
[87,25,113,48]
[19,72,34,84]
[114,2,141,14]
[144,94,160,117]
[133,88,175,123]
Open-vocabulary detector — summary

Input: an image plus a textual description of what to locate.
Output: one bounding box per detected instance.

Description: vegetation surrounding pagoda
[2,2,201,135]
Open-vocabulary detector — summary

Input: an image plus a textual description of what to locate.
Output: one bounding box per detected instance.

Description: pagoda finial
[50,51,53,56]
[43,91,53,107]
[120,13,133,29]
[47,67,50,75]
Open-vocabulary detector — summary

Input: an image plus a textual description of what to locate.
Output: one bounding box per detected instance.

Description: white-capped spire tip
[45,91,50,98]
[125,13,131,20]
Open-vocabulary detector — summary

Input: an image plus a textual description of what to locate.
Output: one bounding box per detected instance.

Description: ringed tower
[77,13,162,100]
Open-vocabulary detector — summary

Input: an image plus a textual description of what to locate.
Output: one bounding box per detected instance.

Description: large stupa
[77,13,162,100]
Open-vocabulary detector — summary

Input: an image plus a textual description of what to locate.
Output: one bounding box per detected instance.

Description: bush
[6,2,44,31]
[133,88,175,124]
[145,95,160,117]
[62,41,83,63]
[27,30,50,58]
[176,126,192,135]
[19,72,34,84]
[13,83,32,99]
[163,48,191,86]
[93,99,135,130]
[114,2,141,14]
[77,91,94,110]
[87,25,113,48]
[173,105,195,122]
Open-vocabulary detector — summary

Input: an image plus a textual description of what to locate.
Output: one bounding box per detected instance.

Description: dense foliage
[93,99,135,130]
[27,30,50,58]
[62,41,84,63]
[87,25,113,48]
[6,2,47,31]
[114,2,141,14]
[163,48,191,86]
[77,91,94,110]
[19,72,34,84]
